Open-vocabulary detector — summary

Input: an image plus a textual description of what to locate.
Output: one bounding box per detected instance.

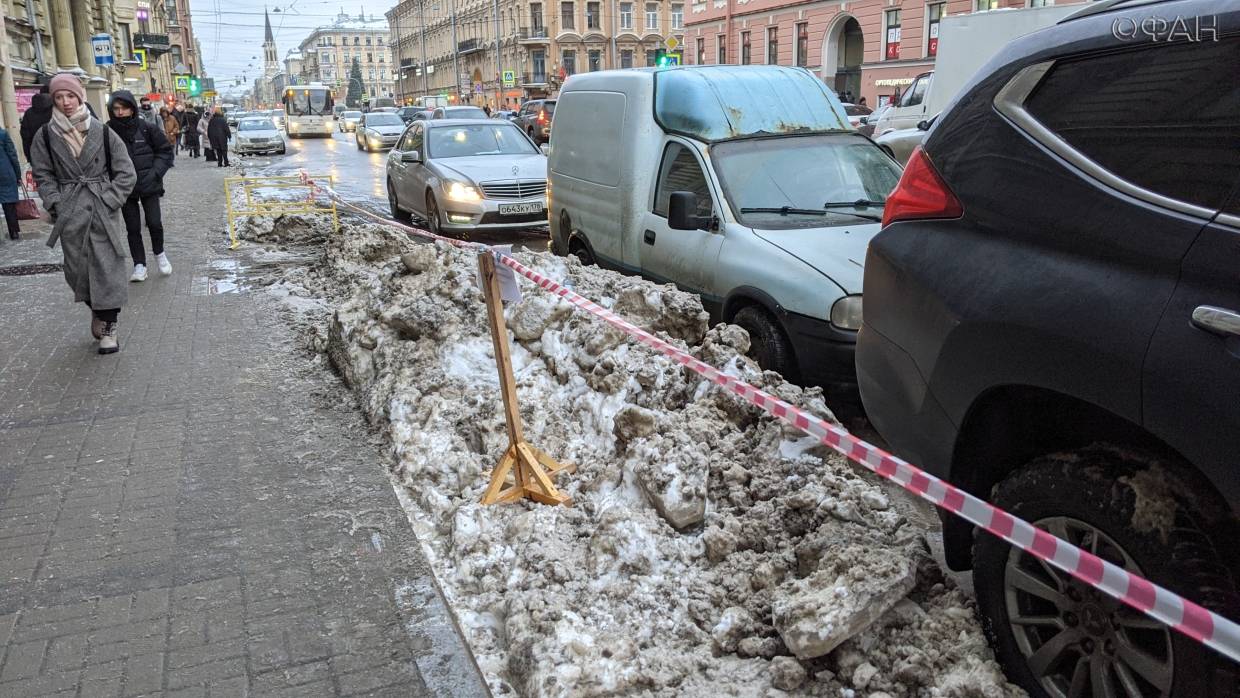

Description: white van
[548,66,903,394]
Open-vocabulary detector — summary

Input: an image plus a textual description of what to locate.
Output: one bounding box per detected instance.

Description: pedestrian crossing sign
[132,49,148,71]
[502,70,516,88]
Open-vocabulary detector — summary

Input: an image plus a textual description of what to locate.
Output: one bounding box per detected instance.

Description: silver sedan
[385,119,548,236]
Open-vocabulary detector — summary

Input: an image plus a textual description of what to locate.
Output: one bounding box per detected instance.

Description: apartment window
[561,2,575,30]
[621,49,633,68]
[117,24,133,55]
[589,49,601,70]
[646,2,659,30]
[379,54,384,63]
[367,53,373,63]
[587,2,600,29]
[766,26,778,64]
[532,49,547,80]
[795,22,808,67]
[695,38,704,64]
[671,3,683,30]
[369,69,376,80]
[366,37,372,45]
[717,34,726,64]
[885,10,901,60]
[740,31,750,64]
[378,37,384,44]
[620,2,633,29]
[927,3,944,56]
[321,51,331,63]
[354,36,361,45]
[646,49,658,66]
[975,0,1000,9]
[562,49,576,75]
[531,3,544,29]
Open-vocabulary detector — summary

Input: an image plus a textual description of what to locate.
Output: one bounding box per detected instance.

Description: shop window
[885,10,901,60]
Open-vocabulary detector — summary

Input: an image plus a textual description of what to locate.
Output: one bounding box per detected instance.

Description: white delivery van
[872,3,1087,137]
[548,65,903,395]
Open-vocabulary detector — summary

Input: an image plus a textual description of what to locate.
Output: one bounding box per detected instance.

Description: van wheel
[388,181,411,223]
[973,447,1239,698]
[732,306,795,378]
[568,238,595,267]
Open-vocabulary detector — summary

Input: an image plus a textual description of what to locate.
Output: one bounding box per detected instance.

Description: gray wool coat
[30,119,137,311]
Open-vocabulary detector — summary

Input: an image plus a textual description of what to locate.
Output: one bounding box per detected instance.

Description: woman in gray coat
[29,73,136,354]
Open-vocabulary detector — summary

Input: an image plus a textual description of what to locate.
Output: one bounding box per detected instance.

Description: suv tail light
[881,146,963,228]
[537,110,548,124]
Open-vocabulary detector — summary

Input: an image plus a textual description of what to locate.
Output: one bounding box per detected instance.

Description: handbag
[14,182,39,220]
[205,146,216,162]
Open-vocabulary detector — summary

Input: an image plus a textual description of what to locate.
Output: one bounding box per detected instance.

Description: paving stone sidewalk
[0,159,486,697]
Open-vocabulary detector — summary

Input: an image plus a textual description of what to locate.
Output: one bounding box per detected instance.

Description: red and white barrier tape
[296,171,1240,663]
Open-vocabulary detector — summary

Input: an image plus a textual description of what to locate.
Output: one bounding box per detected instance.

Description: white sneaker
[156,252,172,276]
[130,264,147,282]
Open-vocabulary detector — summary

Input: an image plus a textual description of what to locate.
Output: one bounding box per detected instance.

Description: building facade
[296,13,395,103]
[388,0,685,108]
[683,0,1054,107]
[0,0,195,159]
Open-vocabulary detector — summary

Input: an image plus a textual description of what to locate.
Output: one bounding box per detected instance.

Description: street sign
[502,70,516,88]
[665,36,680,51]
[473,82,483,94]
[133,49,148,71]
[666,52,681,66]
[92,34,114,66]
[174,74,190,91]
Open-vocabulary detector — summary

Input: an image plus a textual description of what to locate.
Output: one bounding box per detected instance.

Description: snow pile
[262,216,1022,698]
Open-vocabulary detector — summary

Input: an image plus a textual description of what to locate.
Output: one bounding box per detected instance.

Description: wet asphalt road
[243,129,552,252]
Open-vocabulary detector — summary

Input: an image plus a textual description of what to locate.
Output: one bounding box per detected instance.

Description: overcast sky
[192,0,396,95]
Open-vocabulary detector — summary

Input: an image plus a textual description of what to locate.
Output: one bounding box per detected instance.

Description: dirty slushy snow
[248,215,1024,697]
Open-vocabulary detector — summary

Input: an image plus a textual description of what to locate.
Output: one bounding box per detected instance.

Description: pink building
[683,0,1042,107]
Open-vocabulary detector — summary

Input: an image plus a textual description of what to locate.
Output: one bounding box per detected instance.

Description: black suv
[858,1,1239,696]
[514,99,555,144]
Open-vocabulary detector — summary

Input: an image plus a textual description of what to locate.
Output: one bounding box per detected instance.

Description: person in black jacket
[107,90,175,282]
[182,107,202,158]
[206,107,231,167]
[20,92,54,163]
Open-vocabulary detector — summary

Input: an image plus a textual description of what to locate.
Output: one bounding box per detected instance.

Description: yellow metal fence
[224,175,340,250]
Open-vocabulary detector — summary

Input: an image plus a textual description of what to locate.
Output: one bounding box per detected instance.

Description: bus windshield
[285,89,333,116]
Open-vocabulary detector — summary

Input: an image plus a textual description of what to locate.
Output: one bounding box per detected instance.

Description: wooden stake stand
[477,252,575,506]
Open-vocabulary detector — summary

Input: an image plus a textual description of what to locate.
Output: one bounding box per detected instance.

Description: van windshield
[711,134,902,229]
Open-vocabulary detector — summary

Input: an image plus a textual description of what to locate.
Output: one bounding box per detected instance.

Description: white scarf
[50,105,92,157]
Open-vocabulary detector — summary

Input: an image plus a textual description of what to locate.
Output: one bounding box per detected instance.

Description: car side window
[900,76,928,108]
[1026,37,1240,212]
[407,125,424,155]
[653,142,714,219]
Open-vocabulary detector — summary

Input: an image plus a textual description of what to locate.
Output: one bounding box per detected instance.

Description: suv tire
[732,306,795,379]
[973,447,1238,698]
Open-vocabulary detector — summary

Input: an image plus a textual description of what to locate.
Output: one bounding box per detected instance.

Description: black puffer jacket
[106,90,174,199]
[20,93,53,162]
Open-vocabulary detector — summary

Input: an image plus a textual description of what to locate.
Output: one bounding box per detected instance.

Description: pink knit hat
[48,72,86,105]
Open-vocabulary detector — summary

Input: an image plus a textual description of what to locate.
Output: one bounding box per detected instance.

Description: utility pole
[418,0,429,94]
[492,0,502,108]
[450,0,461,101]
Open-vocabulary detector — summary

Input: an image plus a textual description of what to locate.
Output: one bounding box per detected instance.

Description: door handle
[1191,306,1240,337]
[643,230,656,245]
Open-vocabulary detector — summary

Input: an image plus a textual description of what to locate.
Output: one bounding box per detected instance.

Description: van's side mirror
[401,150,421,163]
[916,120,931,132]
[859,117,868,125]
[669,192,711,231]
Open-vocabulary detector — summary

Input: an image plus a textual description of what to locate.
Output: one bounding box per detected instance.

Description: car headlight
[446,181,481,203]
[830,295,863,330]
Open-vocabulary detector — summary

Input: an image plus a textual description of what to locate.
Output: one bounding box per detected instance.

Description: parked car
[494,109,518,121]
[514,99,555,144]
[397,106,433,124]
[333,104,347,120]
[873,119,930,165]
[856,102,890,138]
[266,109,286,130]
[355,112,407,152]
[549,65,899,393]
[841,103,872,129]
[338,110,363,132]
[859,2,1240,697]
[386,119,548,235]
[233,117,286,155]
[226,110,247,128]
[431,106,489,120]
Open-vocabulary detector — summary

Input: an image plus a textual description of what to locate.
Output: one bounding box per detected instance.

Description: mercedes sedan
[355,112,406,152]
[386,119,547,236]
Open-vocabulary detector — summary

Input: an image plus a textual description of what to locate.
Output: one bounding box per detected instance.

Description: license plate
[498,202,543,216]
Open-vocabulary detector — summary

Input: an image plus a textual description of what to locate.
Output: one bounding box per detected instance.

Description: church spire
[264,7,275,43]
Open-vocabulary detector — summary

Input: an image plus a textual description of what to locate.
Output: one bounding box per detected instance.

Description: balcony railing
[134,33,172,57]
[517,26,550,41]
[458,38,482,54]
[521,72,548,86]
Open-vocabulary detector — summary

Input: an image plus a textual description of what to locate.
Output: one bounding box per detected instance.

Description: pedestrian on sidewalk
[29,72,137,355]
[197,109,212,161]
[108,90,174,282]
[183,107,202,158]
[20,90,53,162]
[207,108,231,167]
[139,96,161,129]
[161,108,180,159]
[0,128,23,240]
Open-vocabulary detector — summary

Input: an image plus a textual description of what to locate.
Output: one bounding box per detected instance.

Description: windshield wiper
[739,206,827,216]
[823,199,887,208]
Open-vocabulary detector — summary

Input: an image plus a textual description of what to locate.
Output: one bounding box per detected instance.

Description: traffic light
[188,77,201,96]
[655,48,668,67]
